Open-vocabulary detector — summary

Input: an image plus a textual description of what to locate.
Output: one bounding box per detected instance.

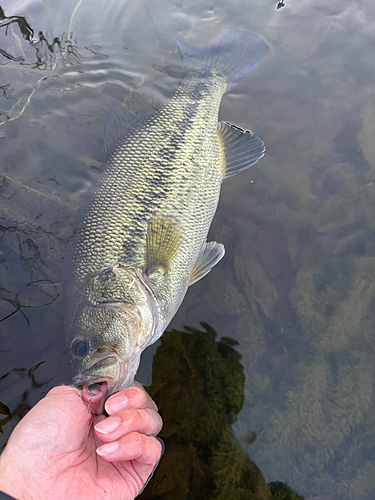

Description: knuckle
[120,407,162,434]
[148,409,163,434]
[133,388,148,406]
[132,432,146,454]
[124,408,139,427]
[123,387,147,407]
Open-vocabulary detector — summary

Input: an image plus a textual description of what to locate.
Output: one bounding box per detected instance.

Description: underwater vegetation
[168,130,375,498]
[175,127,375,499]
[138,323,302,500]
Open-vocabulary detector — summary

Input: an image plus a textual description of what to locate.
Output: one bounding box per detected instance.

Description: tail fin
[175,31,269,91]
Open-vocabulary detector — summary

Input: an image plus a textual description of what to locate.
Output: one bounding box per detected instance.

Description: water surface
[1,0,375,498]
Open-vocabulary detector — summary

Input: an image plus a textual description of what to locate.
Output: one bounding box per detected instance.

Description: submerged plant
[138,323,302,500]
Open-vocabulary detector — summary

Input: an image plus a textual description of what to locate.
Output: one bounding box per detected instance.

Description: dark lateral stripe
[120,77,214,263]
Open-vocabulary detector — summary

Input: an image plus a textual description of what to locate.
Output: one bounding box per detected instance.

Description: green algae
[139,323,302,500]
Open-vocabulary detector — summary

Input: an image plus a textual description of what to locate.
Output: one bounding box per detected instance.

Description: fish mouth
[73,354,122,414]
[73,352,121,393]
[72,349,138,412]
[77,380,109,415]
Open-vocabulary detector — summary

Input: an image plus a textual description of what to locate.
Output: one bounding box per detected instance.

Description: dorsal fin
[189,241,225,286]
[104,108,139,156]
[217,121,266,180]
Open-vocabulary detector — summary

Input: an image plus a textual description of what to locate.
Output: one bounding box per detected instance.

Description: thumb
[4,385,92,459]
[42,385,92,430]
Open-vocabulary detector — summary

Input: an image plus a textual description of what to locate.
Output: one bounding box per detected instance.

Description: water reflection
[0,4,79,70]
[139,323,302,500]
[0,395,29,439]
[0,5,33,43]
[276,1,286,10]
[0,361,54,443]
[0,213,61,327]
[32,31,79,70]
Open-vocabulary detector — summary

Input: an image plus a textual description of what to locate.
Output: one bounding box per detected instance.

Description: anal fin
[189,241,225,286]
[146,216,183,275]
[217,121,266,180]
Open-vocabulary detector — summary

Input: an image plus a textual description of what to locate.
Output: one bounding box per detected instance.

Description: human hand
[0,383,163,500]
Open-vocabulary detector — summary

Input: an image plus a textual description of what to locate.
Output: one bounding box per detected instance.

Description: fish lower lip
[81,381,110,415]
[88,382,104,394]
[85,381,108,398]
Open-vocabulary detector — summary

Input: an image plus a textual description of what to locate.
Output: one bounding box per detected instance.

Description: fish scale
[63,32,269,397]
[68,75,224,286]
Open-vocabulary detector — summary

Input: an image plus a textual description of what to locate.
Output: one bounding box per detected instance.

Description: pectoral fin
[146,216,183,275]
[217,121,265,180]
[189,241,225,286]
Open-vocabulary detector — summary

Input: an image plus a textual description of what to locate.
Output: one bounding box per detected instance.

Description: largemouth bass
[63,32,269,400]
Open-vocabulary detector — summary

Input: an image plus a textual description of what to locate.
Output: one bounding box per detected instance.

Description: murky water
[1,0,375,498]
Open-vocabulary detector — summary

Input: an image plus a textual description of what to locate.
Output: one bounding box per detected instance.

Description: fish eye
[71,339,88,357]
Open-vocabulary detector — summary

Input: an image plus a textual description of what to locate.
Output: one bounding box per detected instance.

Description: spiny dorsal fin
[189,241,225,286]
[217,121,265,180]
[104,108,139,157]
[146,215,183,275]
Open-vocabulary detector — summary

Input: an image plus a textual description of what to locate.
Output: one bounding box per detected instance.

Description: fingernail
[106,394,128,414]
[95,416,121,434]
[97,441,119,457]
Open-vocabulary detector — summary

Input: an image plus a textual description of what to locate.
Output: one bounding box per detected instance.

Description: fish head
[69,265,158,396]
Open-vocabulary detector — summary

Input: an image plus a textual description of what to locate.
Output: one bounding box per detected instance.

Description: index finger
[105,382,158,415]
